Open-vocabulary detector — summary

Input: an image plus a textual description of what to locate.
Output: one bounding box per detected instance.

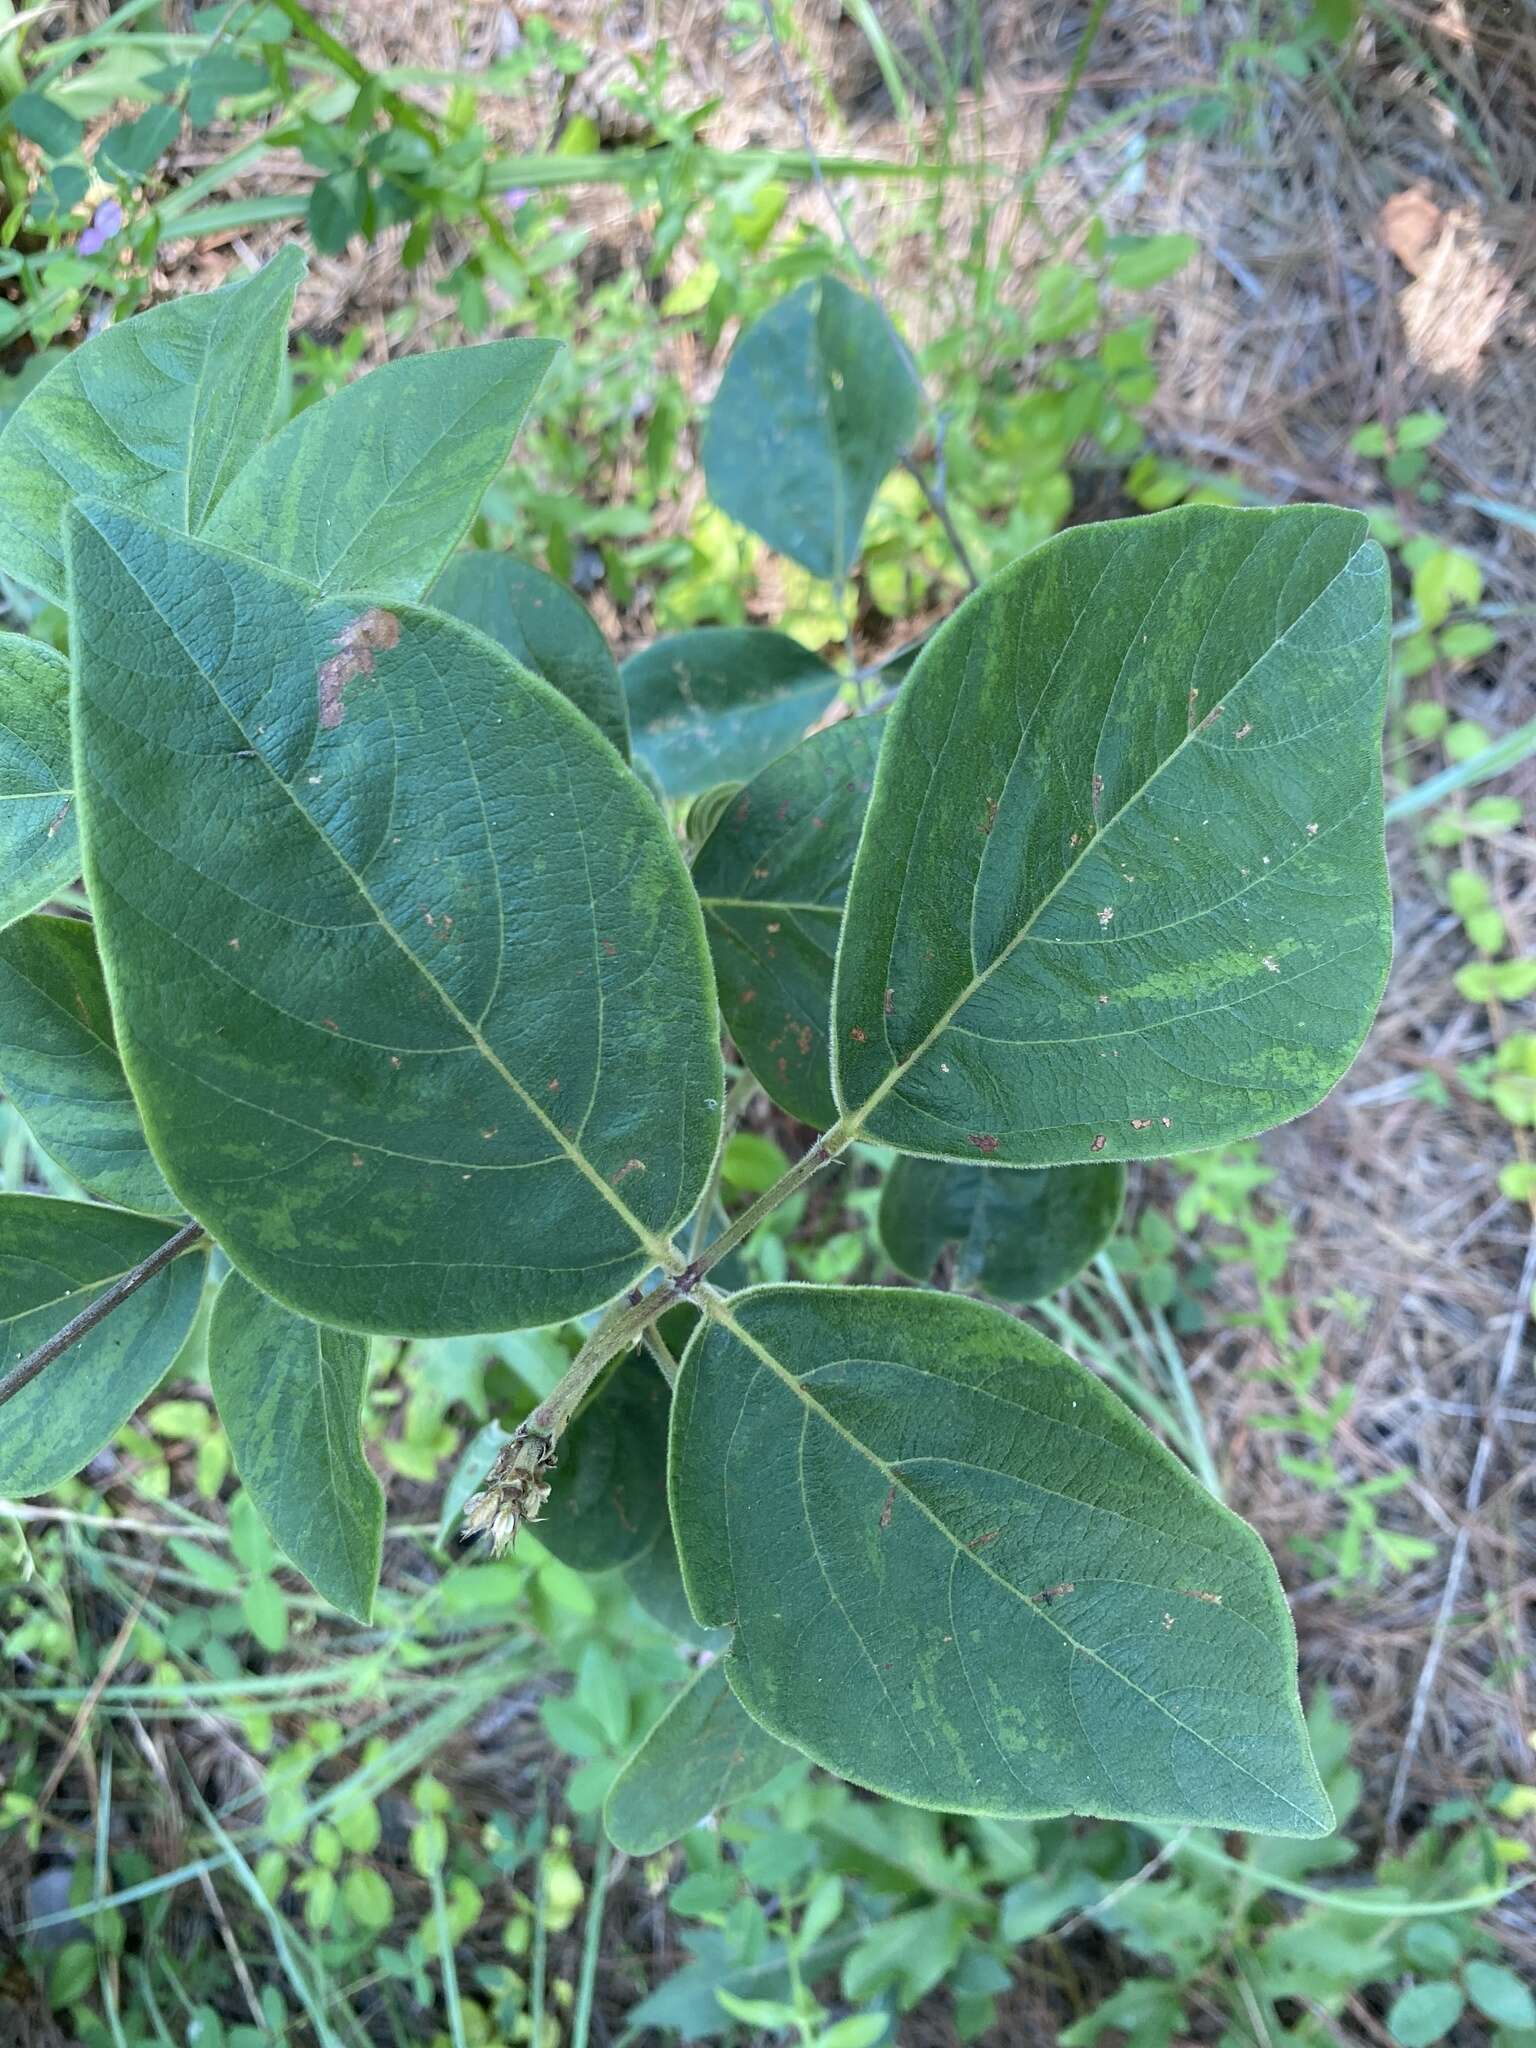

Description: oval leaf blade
[605,1659,795,1854]
[670,1286,1331,1834]
[623,627,841,799]
[693,717,882,1126]
[431,551,629,759]
[205,340,557,601]
[0,1195,207,1494]
[208,1269,384,1621]
[68,504,722,1335]
[0,635,75,930]
[535,1356,669,1574]
[0,915,178,1216]
[878,1158,1124,1303]
[833,505,1392,1164]
[702,277,921,583]
[0,248,304,602]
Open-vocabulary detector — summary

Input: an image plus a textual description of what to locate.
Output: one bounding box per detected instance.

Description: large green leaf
[68,505,722,1336]
[624,1521,729,1651]
[833,506,1391,1164]
[0,915,177,1216]
[670,1286,1331,1833]
[430,551,628,760]
[208,1270,383,1621]
[605,1660,795,1854]
[701,277,920,583]
[693,716,881,1125]
[204,340,557,601]
[0,249,303,603]
[0,636,75,929]
[535,1355,669,1574]
[622,628,841,799]
[0,1195,207,1494]
[878,1157,1124,1303]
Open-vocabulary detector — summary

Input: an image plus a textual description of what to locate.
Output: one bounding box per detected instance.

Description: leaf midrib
[81,516,680,1274]
[699,1289,1319,1828]
[838,535,1372,1138]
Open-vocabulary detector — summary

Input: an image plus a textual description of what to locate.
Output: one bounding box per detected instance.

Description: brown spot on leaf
[982,796,999,835]
[883,987,894,1016]
[351,1153,364,1168]
[1091,1134,1107,1153]
[1182,1587,1223,1604]
[797,1025,812,1056]
[46,798,72,839]
[969,1133,1000,1154]
[850,1026,867,1043]
[547,1078,560,1092]
[1131,1117,1152,1129]
[1032,1581,1075,1605]
[610,1158,645,1186]
[966,1529,1001,1550]
[879,1485,895,1531]
[322,1017,339,1032]
[740,987,757,1005]
[317,607,400,727]
[1235,721,1253,741]
[602,938,617,958]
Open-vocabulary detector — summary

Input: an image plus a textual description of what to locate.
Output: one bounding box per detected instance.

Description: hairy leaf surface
[0,1195,206,1494]
[69,506,722,1335]
[537,1356,669,1573]
[205,340,556,601]
[605,1660,795,1854]
[878,1157,1124,1303]
[431,551,629,759]
[0,248,303,602]
[834,505,1391,1163]
[0,915,177,1216]
[623,628,841,799]
[0,636,75,929]
[702,278,920,583]
[693,717,881,1125]
[208,1270,383,1620]
[671,1286,1330,1832]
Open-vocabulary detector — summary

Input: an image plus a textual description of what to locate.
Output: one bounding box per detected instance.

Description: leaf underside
[68,504,722,1335]
[0,636,77,930]
[693,716,883,1125]
[431,550,630,760]
[535,1355,669,1574]
[0,914,179,1216]
[209,1270,383,1621]
[702,276,921,584]
[0,1194,207,1495]
[878,1156,1125,1303]
[622,628,842,800]
[671,1286,1331,1834]
[605,1659,795,1854]
[834,504,1392,1166]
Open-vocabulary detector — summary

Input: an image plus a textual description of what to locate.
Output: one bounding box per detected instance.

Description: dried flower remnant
[460,1428,557,1556]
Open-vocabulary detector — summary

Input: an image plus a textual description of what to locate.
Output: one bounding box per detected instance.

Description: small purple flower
[78,197,124,256]
[500,186,533,214]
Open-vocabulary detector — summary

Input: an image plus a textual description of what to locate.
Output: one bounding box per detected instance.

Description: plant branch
[0,1222,206,1415]
[688,1072,761,1261]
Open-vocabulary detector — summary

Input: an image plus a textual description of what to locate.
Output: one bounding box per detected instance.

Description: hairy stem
[0,1222,207,1415]
[688,1072,761,1261]
[518,1115,859,1445]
